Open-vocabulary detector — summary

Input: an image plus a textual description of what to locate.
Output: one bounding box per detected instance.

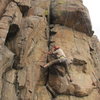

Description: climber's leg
[42,59,60,68]
[59,57,72,82]
[58,57,68,72]
[46,84,57,98]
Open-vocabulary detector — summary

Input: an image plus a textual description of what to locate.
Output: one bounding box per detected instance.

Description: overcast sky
[83,0,100,40]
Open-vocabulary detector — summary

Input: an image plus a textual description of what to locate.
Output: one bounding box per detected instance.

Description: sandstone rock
[14,0,31,7]
[54,89,100,100]
[14,0,31,16]
[90,36,100,79]
[19,16,48,100]
[0,2,22,45]
[6,16,48,100]
[17,68,26,87]
[30,0,51,20]
[89,36,100,91]
[28,7,45,17]
[31,0,50,10]
[3,2,22,25]
[0,0,99,100]
[34,86,52,100]
[51,0,93,36]
[47,25,98,97]
[1,69,17,100]
[0,45,14,98]
[0,0,11,17]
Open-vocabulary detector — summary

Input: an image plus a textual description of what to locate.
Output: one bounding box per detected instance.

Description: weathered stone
[34,86,52,100]
[0,0,11,17]
[0,45,14,98]
[0,2,22,45]
[14,0,31,16]
[14,0,31,7]
[54,89,100,100]
[18,69,26,87]
[30,0,51,20]
[28,7,45,17]
[47,25,98,97]
[51,0,93,36]
[19,16,48,100]
[6,16,48,99]
[1,69,17,100]
[89,36,100,91]
[0,0,99,100]
[90,36,100,79]
[31,0,50,10]
[3,2,22,25]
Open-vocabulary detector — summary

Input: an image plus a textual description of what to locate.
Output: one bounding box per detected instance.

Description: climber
[41,46,72,70]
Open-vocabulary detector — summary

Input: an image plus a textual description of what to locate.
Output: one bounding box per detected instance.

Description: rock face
[0,0,100,100]
[50,0,93,36]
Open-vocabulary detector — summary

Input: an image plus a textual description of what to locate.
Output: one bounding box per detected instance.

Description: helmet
[53,46,60,50]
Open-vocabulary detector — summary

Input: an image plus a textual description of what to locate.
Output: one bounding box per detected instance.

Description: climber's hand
[48,51,53,55]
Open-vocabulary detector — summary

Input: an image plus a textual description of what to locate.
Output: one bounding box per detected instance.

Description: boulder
[0,2,22,45]
[34,86,52,100]
[90,36,100,86]
[30,0,51,18]
[6,16,48,100]
[0,0,99,100]
[0,0,11,17]
[0,45,14,98]
[1,69,17,100]
[54,89,100,100]
[14,0,31,16]
[51,0,93,36]
[47,25,98,97]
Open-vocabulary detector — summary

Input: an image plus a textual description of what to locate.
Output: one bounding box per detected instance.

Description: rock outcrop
[0,0,100,100]
[50,0,93,36]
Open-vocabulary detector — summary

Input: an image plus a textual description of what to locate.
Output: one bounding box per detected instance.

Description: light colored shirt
[53,48,66,58]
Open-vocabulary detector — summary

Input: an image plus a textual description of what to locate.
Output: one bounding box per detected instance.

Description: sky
[83,0,100,40]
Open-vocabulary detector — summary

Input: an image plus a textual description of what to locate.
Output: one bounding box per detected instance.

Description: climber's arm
[42,50,53,55]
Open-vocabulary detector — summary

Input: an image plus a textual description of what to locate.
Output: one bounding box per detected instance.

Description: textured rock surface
[47,25,98,97]
[54,89,100,100]
[0,2,22,45]
[0,46,14,98]
[51,0,93,36]
[0,0,11,17]
[14,0,31,16]
[0,0,100,100]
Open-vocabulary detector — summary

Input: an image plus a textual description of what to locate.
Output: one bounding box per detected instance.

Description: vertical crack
[44,1,57,99]
[5,24,20,44]
[14,71,25,99]
[14,72,20,97]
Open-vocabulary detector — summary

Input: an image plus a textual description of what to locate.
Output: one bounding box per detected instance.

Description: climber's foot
[40,65,45,69]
